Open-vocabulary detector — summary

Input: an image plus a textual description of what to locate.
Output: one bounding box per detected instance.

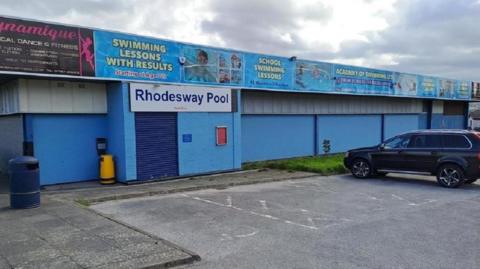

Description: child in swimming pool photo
[184,48,217,83]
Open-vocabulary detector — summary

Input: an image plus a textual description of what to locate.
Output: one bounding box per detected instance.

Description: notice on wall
[0,16,95,76]
[129,83,232,112]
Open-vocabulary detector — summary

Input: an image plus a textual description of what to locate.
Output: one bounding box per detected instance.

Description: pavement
[0,169,315,268]
[91,173,480,269]
[0,195,198,269]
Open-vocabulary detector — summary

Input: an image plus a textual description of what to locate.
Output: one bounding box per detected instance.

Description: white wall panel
[0,80,20,114]
[242,90,424,115]
[3,79,107,114]
[432,100,444,114]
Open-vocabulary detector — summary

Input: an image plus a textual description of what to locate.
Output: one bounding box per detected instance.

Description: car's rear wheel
[464,179,477,184]
[351,158,372,178]
[436,164,464,188]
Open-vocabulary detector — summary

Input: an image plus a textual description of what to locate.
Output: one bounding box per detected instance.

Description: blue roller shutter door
[135,112,178,180]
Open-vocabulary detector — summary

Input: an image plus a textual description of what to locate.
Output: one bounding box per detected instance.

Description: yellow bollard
[99,154,115,184]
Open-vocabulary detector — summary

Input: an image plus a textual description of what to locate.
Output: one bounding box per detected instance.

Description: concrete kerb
[72,172,320,206]
[45,169,263,195]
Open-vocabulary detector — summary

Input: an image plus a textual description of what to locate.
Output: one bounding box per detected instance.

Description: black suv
[344,130,480,188]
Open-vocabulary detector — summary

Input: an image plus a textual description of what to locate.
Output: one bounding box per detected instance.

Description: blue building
[0,16,473,185]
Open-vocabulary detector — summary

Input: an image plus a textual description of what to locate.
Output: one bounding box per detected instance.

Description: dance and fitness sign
[0,16,95,76]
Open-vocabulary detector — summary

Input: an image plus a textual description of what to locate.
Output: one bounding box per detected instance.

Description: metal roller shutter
[135,112,178,180]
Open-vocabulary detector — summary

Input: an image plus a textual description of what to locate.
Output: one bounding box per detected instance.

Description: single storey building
[0,16,476,185]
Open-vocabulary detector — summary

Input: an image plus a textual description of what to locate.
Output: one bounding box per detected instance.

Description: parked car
[343,130,480,188]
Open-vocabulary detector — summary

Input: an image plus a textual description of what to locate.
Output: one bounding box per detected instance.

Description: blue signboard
[94,31,181,82]
[181,45,243,86]
[333,64,393,95]
[417,76,437,98]
[294,60,333,92]
[91,28,471,100]
[455,80,471,100]
[244,54,293,89]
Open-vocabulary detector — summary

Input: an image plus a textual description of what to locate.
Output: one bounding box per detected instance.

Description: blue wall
[431,114,464,129]
[317,115,382,153]
[418,113,429,130]
[31,114,107,185]
[178,112,239,175]
[383,114,424,140]
[106,82,137,182]
[242,115,315,162]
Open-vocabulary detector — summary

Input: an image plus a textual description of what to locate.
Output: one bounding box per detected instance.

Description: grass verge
[243,154,348,175]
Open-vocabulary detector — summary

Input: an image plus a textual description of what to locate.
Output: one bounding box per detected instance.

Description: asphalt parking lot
[92,174,480,269]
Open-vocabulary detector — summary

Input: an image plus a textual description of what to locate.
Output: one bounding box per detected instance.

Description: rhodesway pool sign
[129,83,232,112]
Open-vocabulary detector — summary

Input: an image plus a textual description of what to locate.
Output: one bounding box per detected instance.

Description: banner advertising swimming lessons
[0,16,472,101]
[94,31,180,82]
[244,54,293,90]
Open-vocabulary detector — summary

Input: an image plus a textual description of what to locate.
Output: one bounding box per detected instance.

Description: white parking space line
[180,193,320,231]
[259,200,268,210]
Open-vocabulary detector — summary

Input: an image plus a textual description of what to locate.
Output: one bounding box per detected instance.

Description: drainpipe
[426,100,433,129]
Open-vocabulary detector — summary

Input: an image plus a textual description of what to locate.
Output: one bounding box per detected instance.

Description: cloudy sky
[1,0,479,80]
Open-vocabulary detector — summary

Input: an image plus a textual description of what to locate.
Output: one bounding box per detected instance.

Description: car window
[442,135,471,148]
[408,135,442,148]
[384,135,410,149]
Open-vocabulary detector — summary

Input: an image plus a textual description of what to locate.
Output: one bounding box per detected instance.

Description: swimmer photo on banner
[294,60,333,92]
[438,79,455,99]
[392,72,418,97]
[181,45,243,86]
